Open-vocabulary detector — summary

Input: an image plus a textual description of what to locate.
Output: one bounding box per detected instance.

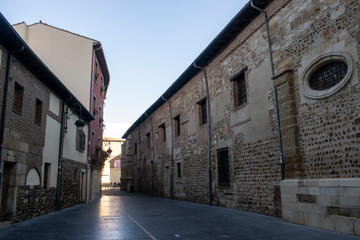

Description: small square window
[174,115,180,136]
[13,82,24,114]
[197,98,207,125]
[35,99,43,125]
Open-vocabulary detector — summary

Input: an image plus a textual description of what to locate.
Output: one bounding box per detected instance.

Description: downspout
[145,112,155,195]
[250,1,284,180]
[0,47,24,198]
[193,63,213,205]
[162,96,174,199]
[56,101,66,210]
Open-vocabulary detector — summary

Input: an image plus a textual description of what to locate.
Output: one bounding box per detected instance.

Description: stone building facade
[0,13,93,222]
[122,0,360,235]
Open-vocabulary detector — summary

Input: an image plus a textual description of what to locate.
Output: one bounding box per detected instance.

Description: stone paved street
[0,190,358,240]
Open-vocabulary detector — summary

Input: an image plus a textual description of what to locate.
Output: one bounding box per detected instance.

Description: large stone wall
[13,186,56,222]
[61,159,86,209]
[123,0,360,234]
[281,178,360,235]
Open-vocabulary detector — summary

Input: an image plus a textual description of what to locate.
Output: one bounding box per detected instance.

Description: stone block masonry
[13,186,56,222]
[281,179,360,235]
[122,0,360,235]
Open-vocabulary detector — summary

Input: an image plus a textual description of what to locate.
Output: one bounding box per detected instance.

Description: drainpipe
[162,96,174,199]
[250,1,285,180]
[0,47,24,198]
[56,101,66,210]
[193,63,213,205]
[145,112,155,195]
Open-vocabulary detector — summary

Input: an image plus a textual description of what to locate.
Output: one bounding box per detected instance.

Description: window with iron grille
[13,82,24,114]
[34,99,43,125]
[76,130,86,152]
[174,115,180,136]
[177,162,181,178]
[43,163,50,189]
[197,98,207,125]
[159,123,166,142]
[309,61,347,91]
[232,69,247,107]
[217,148,230,186]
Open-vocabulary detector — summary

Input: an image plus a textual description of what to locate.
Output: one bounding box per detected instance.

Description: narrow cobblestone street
[0,189,357,240]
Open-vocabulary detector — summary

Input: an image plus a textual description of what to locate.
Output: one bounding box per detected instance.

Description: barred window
[13,82,24,114]
[174,115,180,136]
[301,53,353,99]
[146,132,151,148]
[232,68,248,107]
[197,98,207,125]
[309,61,347,91]
[34,99,43,125]
[217,148,230,186]
[159,123,166,142]
[76,130,86,152]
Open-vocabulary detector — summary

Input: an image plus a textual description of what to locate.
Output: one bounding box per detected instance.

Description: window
[43,163,51,189]
[73,169,78,183]
[76,130,86,152]
[217,148,230,186]
[13,82,24,113]
[134,143,138,155]
[93,95,97,115]
[98,137,101,147]
[232,68,247,107]
[93,95,96,115]
[94,61,98,83]
[197,98,207,125]
[100,76,104,96]
[99,106,102,126]
[309,61,347,90]
[174,115,180,136]
[159,123,166,142]
[146,132,151,148]
[301,53,353,99]
[34,99,43,125]
[177,162,181,178]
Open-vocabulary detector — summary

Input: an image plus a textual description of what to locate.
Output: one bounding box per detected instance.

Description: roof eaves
[0,13,94,122]
[122,0,270,138]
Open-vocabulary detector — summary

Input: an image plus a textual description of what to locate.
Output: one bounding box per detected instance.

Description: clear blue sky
[1,0,248,139]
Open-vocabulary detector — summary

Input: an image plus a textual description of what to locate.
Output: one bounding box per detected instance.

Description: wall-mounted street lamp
[75,119,86,131]
[65,104,86,133]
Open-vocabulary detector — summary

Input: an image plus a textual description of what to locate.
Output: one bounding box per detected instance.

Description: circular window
[302,53,353,99]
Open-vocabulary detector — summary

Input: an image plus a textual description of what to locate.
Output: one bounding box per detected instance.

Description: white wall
[42,113,61,187]
[62,107,88,164]
[13,23,94,111]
